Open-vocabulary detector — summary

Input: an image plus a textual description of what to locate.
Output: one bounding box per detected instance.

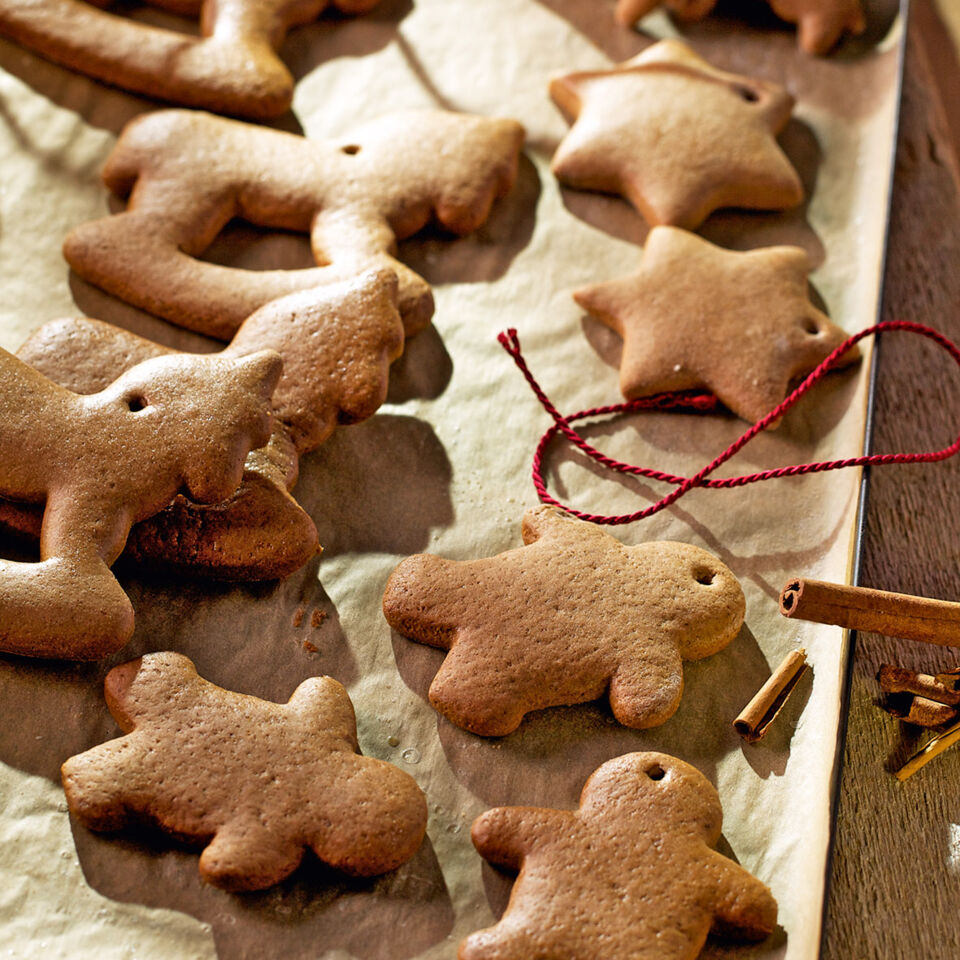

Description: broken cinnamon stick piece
[779,578,960,646]
[877,664,960,706]
[734,649,808,743]
[895,718,960,781]
[881,693,958,728]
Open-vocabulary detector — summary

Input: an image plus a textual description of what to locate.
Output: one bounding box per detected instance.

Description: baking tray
[0,2,906,958]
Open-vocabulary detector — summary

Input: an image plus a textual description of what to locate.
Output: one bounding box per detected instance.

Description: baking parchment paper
[0,2,903,958]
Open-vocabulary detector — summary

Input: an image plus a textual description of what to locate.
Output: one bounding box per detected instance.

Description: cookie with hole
[0,269,404,582]
[574,226,859,424]
[550,39,803,230]
[382,505,745,736]
[63,107,526,340]
[0,345,280,659]
[462,751,777,960]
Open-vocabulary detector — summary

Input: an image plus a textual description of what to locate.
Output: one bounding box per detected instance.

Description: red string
[497,321,960,525]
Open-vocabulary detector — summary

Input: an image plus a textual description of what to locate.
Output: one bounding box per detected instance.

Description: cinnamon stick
[779,578,960,646]
[895,718,960,782]
[881,693,958,728]
[734,649,808,743]
[877,664,960,706]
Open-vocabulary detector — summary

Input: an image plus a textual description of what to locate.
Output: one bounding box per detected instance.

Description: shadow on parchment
[556,116,825,269]
[398,153,542,291]
[0,1,411,137]
[391,620,802,809]
[0,547,355,784]
[70,819,453,960]
[295,413,454,560]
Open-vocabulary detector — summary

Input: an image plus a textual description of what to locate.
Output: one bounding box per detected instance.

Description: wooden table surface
[822,4,960,957]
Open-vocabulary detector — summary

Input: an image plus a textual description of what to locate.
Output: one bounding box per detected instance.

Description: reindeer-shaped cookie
[0,0,383,117]
[64,107,525,338]
[0,346,280,658]
[62,652,428,890]
[382,506,745,736]
[462,752,777,960]
[0,269,403,580]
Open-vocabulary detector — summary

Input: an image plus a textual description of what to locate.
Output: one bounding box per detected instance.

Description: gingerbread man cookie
[614,0,866,55]
[574,226,859,423]
[0,269,403,580]
[0,0,383,118]
[62,652,428,890]
[0,347,280,659]
[550,39,803,230]
[382,506,745,736]
[63,108,525,338]
[462,752,777,960]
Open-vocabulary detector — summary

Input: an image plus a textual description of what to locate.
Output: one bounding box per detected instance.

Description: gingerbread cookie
[0,347,280,659]
[63,108,525,338]
[462,752,777,960]
[0,0,383,118]
[615,0,866,55]
[382,506,745,736]
[574,226,859,423]
[550,39,803,230]
[0,269,404,580]
[62,652,428,890]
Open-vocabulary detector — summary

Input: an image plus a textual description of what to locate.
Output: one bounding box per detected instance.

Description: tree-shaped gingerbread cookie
[383,506,745,735]
[62,652,428,890]
[462,751,778,960]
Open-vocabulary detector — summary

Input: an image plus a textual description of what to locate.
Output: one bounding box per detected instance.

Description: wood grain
[822,7,960,959]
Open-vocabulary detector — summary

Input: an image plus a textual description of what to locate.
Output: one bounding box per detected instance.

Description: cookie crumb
[310,608,326,628]
[293,605,305,628]
[303,640,318,653]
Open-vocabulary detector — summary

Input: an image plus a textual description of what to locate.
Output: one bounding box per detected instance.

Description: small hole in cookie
[736,86,760,103]
[126,395,148,413]
[646,763,666,781]
[340,144,361,155]
[694,569,715,586]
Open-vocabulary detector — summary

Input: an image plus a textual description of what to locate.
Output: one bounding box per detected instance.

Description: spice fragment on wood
[779,578,960,646]
[895,719,960,782]
[734,649,808,743]
[877,664,960,727]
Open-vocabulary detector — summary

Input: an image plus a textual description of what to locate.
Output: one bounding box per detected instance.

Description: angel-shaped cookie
[462,752,777,960]
[0,346,279,658]
[63,652,428,889]
[0,269,403,580]
[550,39,803,230]
[383,506,745,736]
[0,0,383,117]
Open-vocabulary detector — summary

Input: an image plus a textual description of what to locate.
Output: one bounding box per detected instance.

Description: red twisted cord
[497,321,960,525]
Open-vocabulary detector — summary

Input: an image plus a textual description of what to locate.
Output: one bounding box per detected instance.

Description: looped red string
[497,321,960,525]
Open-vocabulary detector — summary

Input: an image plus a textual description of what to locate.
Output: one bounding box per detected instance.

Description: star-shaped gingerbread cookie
[615,0,866,56]
[383,506,745,736]
[62,652,428,890]
[550,39,803,230]
[461,752,778,960]
[574,226,858,423]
